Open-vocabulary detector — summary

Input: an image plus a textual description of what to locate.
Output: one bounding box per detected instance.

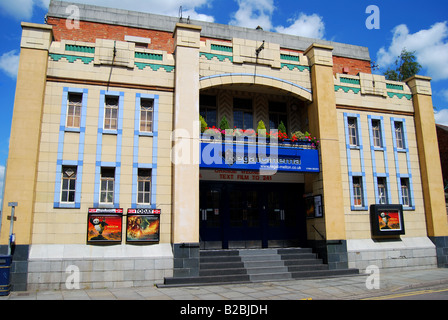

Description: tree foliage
[383,48,422,82]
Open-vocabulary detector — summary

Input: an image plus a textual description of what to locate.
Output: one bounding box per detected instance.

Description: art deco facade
[1,1,447,290]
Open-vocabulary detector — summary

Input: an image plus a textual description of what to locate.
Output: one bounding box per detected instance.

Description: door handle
[201,209,207,221]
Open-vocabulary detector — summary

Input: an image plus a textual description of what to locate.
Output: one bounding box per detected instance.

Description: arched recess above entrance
[199,73,313,102]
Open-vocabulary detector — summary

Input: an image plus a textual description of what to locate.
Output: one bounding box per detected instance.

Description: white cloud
[0,50,20,79]
[377,22,448,81]
[275,13,325,39]
[435,108,448,126]
[229,0,275,30]
[229,0,325,39]
[0,0,34,20]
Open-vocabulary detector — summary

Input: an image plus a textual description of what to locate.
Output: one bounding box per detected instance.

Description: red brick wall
[46,17,175,53]
[333,56,372,75]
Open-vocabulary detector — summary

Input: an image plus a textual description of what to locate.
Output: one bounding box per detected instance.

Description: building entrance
[200,181,307,248]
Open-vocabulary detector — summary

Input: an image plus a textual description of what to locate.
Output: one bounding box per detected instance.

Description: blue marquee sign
[200,142,320,173]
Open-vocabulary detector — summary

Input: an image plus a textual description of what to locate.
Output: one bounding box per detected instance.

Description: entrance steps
[160,248,359,287]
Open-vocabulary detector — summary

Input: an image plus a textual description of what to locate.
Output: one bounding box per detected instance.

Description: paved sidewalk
[2,268,448,300]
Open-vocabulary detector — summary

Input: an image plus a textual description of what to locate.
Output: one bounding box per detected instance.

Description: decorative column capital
[405,75,432,96]
[304,43,334,67]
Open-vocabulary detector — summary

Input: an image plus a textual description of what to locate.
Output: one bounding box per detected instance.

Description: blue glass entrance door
[265,184,306,246]
[199,185,222,242]
[200,182,306,248]
[227,187,262,246]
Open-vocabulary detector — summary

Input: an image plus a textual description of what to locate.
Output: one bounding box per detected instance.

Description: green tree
[219,116,230,131]
[384,48,422,82]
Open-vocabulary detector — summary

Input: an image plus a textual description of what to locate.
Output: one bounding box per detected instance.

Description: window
[269,101,288,132]
[100,167,115,204]
[371,119,382,148]
[200,95,217,128]
[395,122,405,149]
[137,169,151,204]
[352,176,363,207]
[348,117,358,146]
[140,99,153,132]
[401,178,411,207]
[61,166,77,203]
[377,177,388,204]
[233,98,253,130]
[104,96,119,130]
[66,93,82,128]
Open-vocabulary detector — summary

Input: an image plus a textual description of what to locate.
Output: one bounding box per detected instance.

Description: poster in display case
[87,208,123,243]
[370,204,405,236]
[126,208,161,242]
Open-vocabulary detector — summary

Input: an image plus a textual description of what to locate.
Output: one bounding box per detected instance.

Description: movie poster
[370,204,405,236]
[126,210,160,242]
[87,210,123,243]
[378,210,402,231]
[305,196,315,219]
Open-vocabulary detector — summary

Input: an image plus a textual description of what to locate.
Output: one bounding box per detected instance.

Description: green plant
[278,121,287,134]
[199,115,207,133]
[219,116,230,132]
[257,120,267,137]
[291,130,309,140]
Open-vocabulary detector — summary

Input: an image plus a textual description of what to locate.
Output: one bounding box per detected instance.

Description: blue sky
[0,0,447,206]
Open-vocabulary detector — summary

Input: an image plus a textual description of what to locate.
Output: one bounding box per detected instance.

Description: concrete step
[160,247,360,287]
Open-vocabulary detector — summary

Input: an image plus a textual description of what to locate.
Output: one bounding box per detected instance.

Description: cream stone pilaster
[0,23,53,245]
[172,23,202,246]
[406,75,448,237]
[304,44,347,242]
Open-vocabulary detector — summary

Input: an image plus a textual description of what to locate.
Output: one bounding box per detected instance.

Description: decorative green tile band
[200,52,233,62]
[135,62,175,72]
[280,54,299,62]
[65,44,95,54]
[49,53,94,64]
[386,83,404,91]
[334,85,361,94]
[280,63,310,72]
[340,77,360,85]
[211,44,233,53]
[135,52,163,60]
[387,92,412,100]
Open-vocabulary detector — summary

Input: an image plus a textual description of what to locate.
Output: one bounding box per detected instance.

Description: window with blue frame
[66,93,82,128]
[400,178,411,207]
[394,121,405,149]
[137,168,152,205]
[371,119,382,148]
[347,117,359,146]
[352,176,364,207]
[100,167,115,204]
[61,166,77,203]
[140,98,154,132]
[104,96,119,130]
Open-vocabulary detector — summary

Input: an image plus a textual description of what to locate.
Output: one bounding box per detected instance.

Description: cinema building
[1,0,447,290]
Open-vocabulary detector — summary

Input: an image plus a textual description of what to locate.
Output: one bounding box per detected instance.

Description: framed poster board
[87,208,123,243]
[126,209,161,242]
[370,204,405,236]
[314,195,323,218]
